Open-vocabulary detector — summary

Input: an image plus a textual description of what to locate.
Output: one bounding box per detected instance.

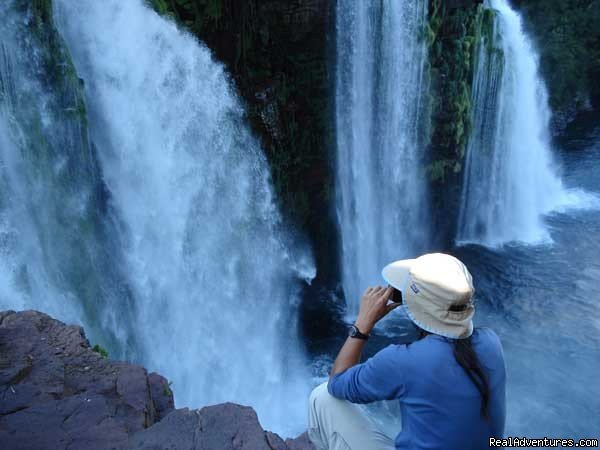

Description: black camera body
[391,286,403,303]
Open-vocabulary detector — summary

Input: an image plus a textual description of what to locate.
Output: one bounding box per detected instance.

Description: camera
[390,286,403,303]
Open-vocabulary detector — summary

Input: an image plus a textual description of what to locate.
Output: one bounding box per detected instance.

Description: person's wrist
[354,318,373,335]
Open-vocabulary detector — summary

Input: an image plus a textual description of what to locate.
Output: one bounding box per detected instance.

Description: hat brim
[381,259,415,291]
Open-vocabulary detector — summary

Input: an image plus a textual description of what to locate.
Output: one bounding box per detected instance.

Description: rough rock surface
[0,310,315,450]
[123,405,304,450]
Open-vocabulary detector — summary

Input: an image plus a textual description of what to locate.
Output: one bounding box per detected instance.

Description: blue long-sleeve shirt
[328,328,506,450]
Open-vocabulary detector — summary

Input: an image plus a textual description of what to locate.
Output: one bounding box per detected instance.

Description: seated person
[308,253,506,450]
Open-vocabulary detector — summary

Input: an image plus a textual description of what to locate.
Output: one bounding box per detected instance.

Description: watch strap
[349,324,369,340]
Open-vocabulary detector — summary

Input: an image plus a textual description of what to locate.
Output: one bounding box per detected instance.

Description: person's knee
[310,381,349,424]
[309,382,330,404]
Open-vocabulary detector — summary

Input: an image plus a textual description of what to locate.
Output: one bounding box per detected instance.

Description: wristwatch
[349,324,369,340]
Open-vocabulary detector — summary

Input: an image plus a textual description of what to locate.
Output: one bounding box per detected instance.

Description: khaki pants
[307,383,397,450]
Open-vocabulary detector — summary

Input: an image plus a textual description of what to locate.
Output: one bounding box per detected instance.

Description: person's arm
[330,286,399,377]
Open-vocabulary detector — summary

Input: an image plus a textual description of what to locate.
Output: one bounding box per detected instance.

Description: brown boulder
[0,310,171,450]
[0,310,315,450]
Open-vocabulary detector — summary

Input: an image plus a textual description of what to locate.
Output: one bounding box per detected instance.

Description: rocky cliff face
[0,310,315,450]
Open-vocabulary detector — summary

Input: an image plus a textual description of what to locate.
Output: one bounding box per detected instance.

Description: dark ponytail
[453,336,490,419]
[417,329,490,419]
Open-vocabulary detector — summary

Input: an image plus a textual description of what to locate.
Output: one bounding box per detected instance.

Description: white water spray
[335,0,429,316]
[457,0,590,247]
[0,1,130,343]
[0,0,313,436]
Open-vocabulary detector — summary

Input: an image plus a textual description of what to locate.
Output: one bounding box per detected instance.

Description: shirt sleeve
[327,344,409,404]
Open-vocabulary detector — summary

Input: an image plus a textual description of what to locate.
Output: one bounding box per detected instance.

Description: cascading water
[335,0,429,316]
[0,0,134,349]
[457,0,583,246]
[1,0,315,436]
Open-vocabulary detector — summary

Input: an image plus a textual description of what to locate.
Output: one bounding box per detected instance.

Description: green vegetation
[421,0,495,242]
[512,0,600,117]
[424,0,486,183]
[92,344,109,358]
[31,0,53,26]
[19,0,88,122]
[163,380,173,397]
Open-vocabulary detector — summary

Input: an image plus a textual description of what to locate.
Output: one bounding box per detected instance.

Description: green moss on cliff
[18,0,88,123]
[425,0,484,183]
[31,0,53,25]
[92,344,109,358]
[423,0,491,245]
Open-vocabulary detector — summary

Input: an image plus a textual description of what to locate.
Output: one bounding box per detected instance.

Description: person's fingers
[378,286,393,303]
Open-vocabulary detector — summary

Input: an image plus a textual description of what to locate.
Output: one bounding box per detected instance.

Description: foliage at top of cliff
[512,0,600,114]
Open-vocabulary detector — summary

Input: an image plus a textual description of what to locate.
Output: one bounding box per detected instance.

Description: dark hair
[417,328,490,419]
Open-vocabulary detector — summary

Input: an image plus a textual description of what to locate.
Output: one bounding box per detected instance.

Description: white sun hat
[382,253,475,339]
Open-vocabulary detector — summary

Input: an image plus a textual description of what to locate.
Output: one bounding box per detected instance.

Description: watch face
[349,325,357,337]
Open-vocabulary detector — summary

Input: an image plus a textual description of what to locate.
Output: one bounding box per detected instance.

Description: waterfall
[457,0,581,246]
[1,0,315,436]
[335,1,429,315]
[0,0,133,348]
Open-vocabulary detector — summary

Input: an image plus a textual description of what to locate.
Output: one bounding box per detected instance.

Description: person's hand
[354,286,400,334]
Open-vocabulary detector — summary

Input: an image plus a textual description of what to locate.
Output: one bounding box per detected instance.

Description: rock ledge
[0,310,315,450]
